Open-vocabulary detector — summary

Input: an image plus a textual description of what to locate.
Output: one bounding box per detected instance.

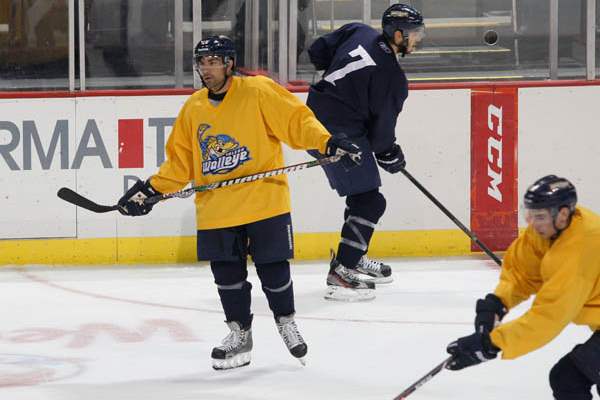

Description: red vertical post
[471,87,519,252]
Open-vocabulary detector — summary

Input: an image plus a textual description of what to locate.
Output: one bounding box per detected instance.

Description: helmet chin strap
[388,31,408,58]
[549,207,573,240]
[398,31,409,58]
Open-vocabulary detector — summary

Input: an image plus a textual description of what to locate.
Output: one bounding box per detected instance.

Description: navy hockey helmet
[193,35,236,68]
[524,175,577,211]
[382,3,424,40]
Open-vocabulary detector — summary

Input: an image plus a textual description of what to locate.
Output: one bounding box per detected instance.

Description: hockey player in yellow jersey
[445,175,600,399]
[117,35,363,370]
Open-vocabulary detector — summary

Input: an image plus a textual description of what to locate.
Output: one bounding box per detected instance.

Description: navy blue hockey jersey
[306,23,408,154]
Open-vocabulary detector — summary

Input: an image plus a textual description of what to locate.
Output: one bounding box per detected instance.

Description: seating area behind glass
[0,0,598,91]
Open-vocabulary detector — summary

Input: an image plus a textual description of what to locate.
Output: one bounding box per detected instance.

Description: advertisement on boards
[470,87,518,252]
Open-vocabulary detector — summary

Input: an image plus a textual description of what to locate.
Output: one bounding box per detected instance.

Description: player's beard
[204,75,228,93]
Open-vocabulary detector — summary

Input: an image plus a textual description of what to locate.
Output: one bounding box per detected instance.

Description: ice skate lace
[220,329,242,352]
[278,320,304,349]
[359,256,382,272]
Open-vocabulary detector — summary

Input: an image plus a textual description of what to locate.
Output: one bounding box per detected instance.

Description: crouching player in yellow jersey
[445,175,600,399]
[117,36,362,370]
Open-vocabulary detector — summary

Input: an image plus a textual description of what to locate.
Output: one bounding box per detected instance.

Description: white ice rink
[0,258,597,400]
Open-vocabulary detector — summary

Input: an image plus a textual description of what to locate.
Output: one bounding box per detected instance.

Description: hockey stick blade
[393,356,453,400]
[57,187,119,213]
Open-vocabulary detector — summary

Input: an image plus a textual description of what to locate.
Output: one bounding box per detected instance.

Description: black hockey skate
[356,255,393,284]
[211,318,253,370]
[325,251,376,301]
[276,313,307,366]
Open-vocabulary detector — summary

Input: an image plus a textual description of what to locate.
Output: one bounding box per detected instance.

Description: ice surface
[0,258,596,399]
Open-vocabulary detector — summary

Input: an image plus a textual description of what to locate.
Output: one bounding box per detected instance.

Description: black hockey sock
[338,218,374,268]
[337,190,386,269]
[211,261,253,329]
[256,261,295,318]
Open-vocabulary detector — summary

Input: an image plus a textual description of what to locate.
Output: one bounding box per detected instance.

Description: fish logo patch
[198,123,251,175]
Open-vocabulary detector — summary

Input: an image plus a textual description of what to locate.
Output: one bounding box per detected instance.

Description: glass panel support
[267,0,274,73]
[193,0,202,89]
[363,0,371,25]
[289,0,298,81]
[78,0,86,90]
[511,0,520,67]
[174,0,184,88]
[549,0,559,79]
[278,0,288,83]
[69,0,75,91]
[244,0,260,70]
[252,0,260,70]
[587,0,597,79]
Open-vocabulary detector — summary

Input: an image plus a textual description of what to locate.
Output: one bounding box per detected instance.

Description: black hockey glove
[118,179,161,216]
[446,332,500,371]
[325,133,362,167]
[375,143,405,174]
[475,293,508,334]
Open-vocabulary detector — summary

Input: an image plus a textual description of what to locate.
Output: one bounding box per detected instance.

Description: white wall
[289,90,471,233]
[0,98,77,239]
[518,86,600,226]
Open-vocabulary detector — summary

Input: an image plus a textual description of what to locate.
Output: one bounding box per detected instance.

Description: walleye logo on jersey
[198,123,251,175]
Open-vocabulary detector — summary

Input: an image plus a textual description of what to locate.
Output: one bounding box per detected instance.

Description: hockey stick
[57,155,342,213]
[400,168,502,266]
[57,188,120,213]
[393,356,453,399]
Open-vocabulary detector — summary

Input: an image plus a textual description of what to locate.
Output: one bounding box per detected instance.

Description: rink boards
[1,82,599,264]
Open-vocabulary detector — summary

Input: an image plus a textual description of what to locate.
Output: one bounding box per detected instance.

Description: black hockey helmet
[382,3,424,40]
[524,175,577,211]
[193,35,236,69]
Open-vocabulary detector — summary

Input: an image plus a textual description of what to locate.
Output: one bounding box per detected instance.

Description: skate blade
[324,286,375,302]
[212,352,251,370]
[373,276,393,284]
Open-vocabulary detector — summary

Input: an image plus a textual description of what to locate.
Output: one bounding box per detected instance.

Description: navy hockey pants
[550,331,600,400]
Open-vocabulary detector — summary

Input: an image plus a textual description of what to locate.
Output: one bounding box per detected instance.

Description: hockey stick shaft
[393,356,453,399]
[145,154,341,204]
[400,168,502,266]
[57,155,340,213]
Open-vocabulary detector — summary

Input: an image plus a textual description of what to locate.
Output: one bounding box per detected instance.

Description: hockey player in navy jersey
[306,4,425,301]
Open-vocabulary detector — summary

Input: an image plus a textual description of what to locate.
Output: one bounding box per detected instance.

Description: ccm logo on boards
[487,104,503,202]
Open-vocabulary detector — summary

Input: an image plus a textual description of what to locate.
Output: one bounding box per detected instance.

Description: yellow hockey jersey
[149,76,331,229]
[490,206,600,359]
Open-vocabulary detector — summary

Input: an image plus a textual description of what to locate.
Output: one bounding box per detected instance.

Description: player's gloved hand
[475,293,508,333]
[375,143,405,173]
[446,332,500,371]
[325,133,362,166]
[118,179,161,216]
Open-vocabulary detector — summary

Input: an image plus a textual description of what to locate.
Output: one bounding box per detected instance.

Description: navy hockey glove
[118,179,161,216]
[375,144,405,173]
[446,332,500,371]
[475,293,508,334]
[325,133,362,167]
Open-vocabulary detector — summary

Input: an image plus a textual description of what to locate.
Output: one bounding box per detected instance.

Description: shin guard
[211,261,252,329]
[255,261,295,318]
